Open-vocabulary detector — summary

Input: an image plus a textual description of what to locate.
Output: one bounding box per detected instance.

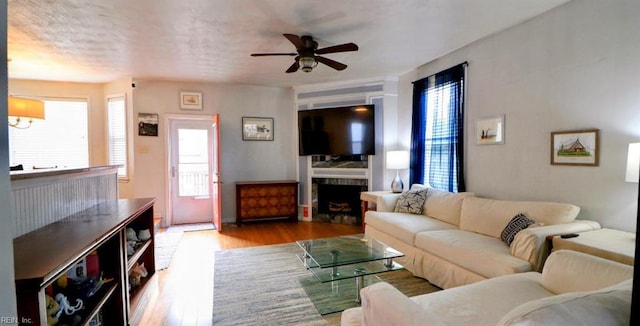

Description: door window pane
[178,129,209,196]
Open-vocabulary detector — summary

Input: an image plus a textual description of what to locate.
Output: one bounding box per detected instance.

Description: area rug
[213,242,440,325]
[154,231,183,270]
[166,222,216,232]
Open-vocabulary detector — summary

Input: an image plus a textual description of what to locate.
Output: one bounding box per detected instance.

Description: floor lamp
[387,151,409,193]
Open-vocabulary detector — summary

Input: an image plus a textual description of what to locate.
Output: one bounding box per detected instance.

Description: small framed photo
[242,117,274,141]
[180,91,203,110]
[550,129,599,166]
[138,113,159,136]
[476,115,505,145]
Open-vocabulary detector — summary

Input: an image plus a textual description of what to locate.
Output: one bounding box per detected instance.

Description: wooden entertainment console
[235,180,299,226]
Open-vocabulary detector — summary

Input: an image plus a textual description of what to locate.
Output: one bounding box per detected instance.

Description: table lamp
[387,150,409,193]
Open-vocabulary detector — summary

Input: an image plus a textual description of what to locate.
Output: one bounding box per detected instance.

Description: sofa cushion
[360,282,433,326]
[498,279,632,326]
[500,213,535,246]
[414,230,532,278]
[541,250,633,294]
[409,272,551,326]
[460,197,580,239]
[365,211,456,245]
[410,183,430,191]
[394,188,428,214]
[422,188,474,227]
[340,307,363,326]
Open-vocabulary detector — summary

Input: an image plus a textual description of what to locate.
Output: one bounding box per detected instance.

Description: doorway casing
[164,114,221,229]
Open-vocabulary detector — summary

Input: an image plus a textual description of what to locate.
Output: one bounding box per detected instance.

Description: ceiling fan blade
[283,33,305,49]
[316,43,359,54]
[251,53,297,57]
[316,56,347,71]
[286,60,300,73]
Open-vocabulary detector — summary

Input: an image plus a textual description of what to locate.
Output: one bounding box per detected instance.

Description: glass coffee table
[296,234,404,314]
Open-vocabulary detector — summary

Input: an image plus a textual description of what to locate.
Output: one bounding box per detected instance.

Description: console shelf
[127,239,152,270]
[13,198,156,326]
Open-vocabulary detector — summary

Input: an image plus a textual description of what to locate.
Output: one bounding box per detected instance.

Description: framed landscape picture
[180,91,203,110]
[476,115,505,145]
[242,117,274,141]
[550,129,599,166]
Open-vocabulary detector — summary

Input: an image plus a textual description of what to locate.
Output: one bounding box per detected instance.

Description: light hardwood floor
[138,221,362,325]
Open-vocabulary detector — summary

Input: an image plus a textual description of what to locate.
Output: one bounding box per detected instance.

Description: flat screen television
[298,105,375,156]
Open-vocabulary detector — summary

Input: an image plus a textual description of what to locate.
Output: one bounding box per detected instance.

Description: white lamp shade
[386,151,410,170]
[626,143,640,183]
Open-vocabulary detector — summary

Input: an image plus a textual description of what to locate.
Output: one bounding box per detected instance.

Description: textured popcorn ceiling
[7,0,568,87]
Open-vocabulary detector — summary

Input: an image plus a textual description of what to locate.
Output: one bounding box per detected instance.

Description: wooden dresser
[235,180,299,226]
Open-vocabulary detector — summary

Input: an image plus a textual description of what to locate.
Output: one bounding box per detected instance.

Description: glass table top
[296,234,404,282]
[296,234,405,315]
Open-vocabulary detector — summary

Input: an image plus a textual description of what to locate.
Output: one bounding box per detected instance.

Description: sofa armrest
[541,250,633,294]
[360,282,429,326]
[510,220,601,272]
[376,193,403,212]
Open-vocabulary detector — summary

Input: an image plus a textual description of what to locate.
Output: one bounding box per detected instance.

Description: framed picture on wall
[180,91,203,110]
[550,129,599,166]
[242,117,274,141]
[476,115,505,145]
[138,113,159,136]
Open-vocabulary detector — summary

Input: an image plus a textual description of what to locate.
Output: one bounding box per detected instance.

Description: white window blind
[9,100,89,169]
[107,96,128,179]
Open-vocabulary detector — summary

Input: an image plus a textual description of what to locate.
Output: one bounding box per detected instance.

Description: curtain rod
[412,61,468,85]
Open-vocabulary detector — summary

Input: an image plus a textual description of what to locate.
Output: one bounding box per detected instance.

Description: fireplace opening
[317,184,363,216]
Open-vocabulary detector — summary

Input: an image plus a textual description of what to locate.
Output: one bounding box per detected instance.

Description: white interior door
[169,119,214,225]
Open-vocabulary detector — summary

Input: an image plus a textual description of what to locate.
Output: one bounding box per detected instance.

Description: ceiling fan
[251,34,359,73]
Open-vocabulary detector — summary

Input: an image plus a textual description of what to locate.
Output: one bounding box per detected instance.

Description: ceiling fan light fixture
[299,56,317,73]
[251,34,357,73]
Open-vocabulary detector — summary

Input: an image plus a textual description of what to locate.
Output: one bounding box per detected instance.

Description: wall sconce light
[8,96,45,129]
[626,143,640,183]
[387,150,410,193]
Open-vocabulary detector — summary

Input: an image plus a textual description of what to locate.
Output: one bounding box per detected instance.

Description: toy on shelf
[56,274,68,289]
[45,295,59,326]
[128,262,148,290]
[138,229,151,241]
[126,228,139,242]
[126,227,150,257]
[54,293,83,319]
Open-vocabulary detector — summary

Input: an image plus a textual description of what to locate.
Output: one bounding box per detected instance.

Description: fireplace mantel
[311,167,369,180]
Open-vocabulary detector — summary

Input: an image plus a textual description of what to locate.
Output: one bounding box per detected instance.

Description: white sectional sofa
[342,250,633,325]
[364,184,601,289]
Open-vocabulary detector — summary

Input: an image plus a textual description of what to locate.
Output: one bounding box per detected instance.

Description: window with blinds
[423,84,456,189]
[9,100,89,169]
[107,96,128,179]
[410,63,466,192]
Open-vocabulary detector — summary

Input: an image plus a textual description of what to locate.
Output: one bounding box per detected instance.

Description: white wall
[1,0,17,317]
[7,79,296,224]
[130,80,296,223]
[399,0,640,231]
